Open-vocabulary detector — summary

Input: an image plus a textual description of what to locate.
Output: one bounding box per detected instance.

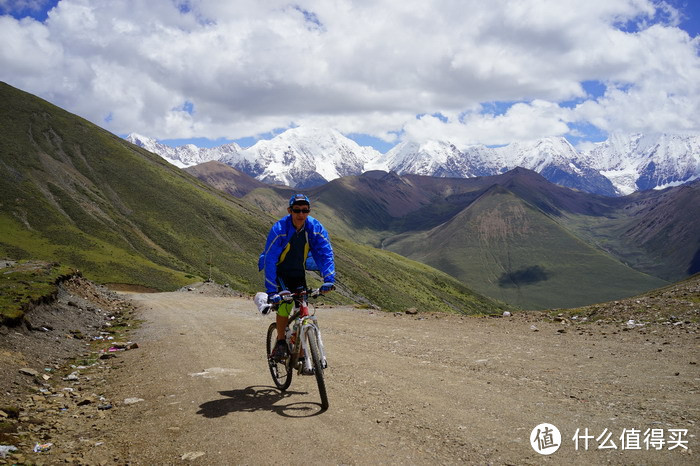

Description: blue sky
[1,0,699,152]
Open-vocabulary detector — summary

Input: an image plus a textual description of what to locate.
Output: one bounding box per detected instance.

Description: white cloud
[572,24,700,134]
[0,0,698,146]
[0,16,62,77]
[403,101,573,147]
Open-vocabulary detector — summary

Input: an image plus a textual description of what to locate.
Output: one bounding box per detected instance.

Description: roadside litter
[123,397,144,405]
[63,371,79,381]
[33,443,53,453]
[97,341,140,356]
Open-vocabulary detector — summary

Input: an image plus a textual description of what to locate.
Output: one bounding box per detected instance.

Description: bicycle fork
[296,319,327,375]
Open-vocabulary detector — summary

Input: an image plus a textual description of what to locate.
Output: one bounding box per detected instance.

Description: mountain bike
[266,288,329,410]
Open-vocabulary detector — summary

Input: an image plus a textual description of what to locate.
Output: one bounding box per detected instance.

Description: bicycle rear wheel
[307,327,328,410]
[267,322,292,390]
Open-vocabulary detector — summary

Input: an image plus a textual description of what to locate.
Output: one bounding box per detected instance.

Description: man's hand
[269,290,293,303]
[320,283,335,293]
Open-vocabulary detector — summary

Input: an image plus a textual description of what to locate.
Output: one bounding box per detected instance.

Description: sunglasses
[291,208,310,214]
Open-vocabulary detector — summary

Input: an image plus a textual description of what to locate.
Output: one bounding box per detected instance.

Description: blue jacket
[258,215,335,293]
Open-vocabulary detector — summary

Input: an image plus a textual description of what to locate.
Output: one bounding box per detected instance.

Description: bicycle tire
[266,322,292,391]
[307,327,328,409]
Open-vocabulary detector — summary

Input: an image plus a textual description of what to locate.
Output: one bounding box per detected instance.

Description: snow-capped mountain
[126,133,243,169]
[233,127,380,188]
[127,128,700,196]
[582,133,700,195]
[372,137,618,195]
[367,140,487,178]
[128,128,379,188]
[494,138,618,195]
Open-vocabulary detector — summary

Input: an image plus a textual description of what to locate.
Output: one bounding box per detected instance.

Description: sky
[1,0,699,153]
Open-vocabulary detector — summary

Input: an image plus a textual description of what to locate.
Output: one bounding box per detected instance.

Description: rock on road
[72,291,696,464]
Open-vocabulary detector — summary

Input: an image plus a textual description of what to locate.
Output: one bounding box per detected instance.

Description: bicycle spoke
[308,327,328,410]
[266,322,292,390]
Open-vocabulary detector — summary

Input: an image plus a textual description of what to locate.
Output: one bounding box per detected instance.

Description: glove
[268,293,281,304]
[320,282,335,293]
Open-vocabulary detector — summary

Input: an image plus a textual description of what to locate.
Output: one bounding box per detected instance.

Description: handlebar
[279,287,325,302]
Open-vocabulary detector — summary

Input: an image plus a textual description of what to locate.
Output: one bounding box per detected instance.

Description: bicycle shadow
[196,386,327,418]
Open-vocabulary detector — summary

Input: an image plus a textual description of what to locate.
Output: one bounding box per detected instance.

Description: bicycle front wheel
[267,322,292,391]
[307,327,328,410]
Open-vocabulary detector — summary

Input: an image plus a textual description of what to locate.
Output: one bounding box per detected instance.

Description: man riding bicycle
[258,194,335,361]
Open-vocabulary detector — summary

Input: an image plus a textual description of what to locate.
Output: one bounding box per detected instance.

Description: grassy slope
[384,186,667,310]
[332,236,511,314]
[0,82,504,314]
[560,184,700,282]
[0,260,74,324]
[0,82,267,290]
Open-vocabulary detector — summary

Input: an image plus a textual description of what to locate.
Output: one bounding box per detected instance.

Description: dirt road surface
[39,291,698,464]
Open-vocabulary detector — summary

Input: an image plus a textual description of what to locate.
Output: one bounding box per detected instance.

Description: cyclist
[258,194,335,361]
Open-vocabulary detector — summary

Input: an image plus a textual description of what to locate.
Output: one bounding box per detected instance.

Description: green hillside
[332,236,508,314]
[383,185,667,309]
[0,82,505,314]
[559,184,700,282]
[0,82,267,291]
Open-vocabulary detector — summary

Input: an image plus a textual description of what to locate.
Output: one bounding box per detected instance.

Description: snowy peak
[583,133,700,194]
[376,136,616,195]
[126,133,242,169]
[240,127,381,187]
[368,140,470,177]
[127,128,380,188]
[254,127,377,163]
[497,137,581,170]
[126,129,700,196]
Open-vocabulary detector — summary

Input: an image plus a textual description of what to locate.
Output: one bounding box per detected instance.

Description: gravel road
[20,290,698,465]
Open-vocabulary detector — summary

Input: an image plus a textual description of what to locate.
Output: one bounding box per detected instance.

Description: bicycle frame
[287,294,327,375]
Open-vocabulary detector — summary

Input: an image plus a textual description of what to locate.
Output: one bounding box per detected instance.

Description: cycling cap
[289,193,310,206]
